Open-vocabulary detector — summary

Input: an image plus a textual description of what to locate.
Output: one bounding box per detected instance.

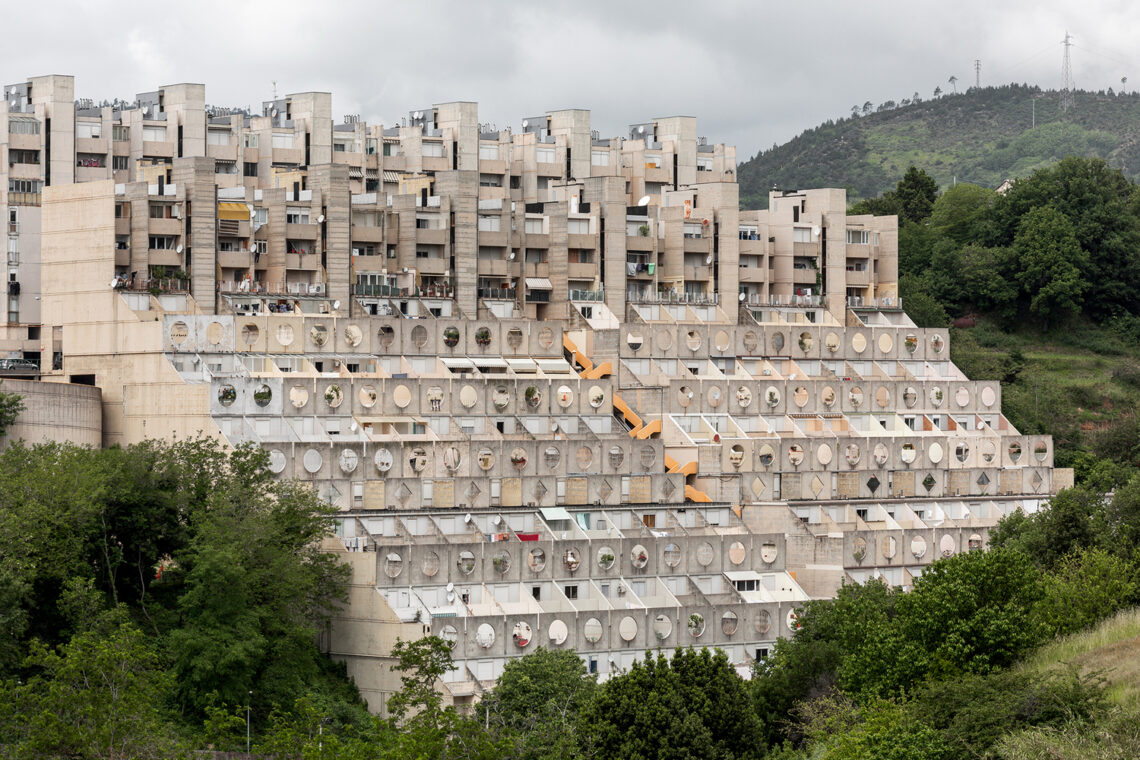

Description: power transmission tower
[1061,31,1075,111]
[974,59,981,88]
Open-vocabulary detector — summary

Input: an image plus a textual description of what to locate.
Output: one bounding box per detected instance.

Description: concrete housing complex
[2,75,1067,713]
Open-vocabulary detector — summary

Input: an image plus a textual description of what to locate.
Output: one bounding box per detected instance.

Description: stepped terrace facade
[8,75,1067,714]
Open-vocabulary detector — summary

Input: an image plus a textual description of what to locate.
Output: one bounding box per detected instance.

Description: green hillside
[738,84,1140,208]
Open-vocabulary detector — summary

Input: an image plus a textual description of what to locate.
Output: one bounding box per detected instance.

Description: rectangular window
[253,207,268,225]
[421,141,444,158]
[244,133,259,148]
[563,585,578,600]
[793,227,813,243]
[641,514,656,528]
[644,153,662,168]
[149,204,172,219]
[697,157,714,172]
[333,142,347,153]
[683,222,703,239]
[477,215,501,232]
[8,149,40,165]
[536,147,556,163]
[591,150,609,166]
[352,244,376,256]
[112,156,130,171]
[243,161,258,177]
[567,219,590,235]
[148,236,175,250]
[112,125,130,142]
[214,161,237,175]
[8,119,40,135]
[285,207,310,224]
[115,236,129,250]
[524,219,544,235]
[365,138,378,155]
[76,121,101,139]
[142,126,166,142]
[478,143,499,160]
[568,249,593,264]
[382,141,399,157]
[207,129,231,146]
[254,240,268,254]
[846,229,869,245]
[271,132,294,149]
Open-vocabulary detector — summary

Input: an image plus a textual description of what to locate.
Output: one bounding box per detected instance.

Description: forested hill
[737,84,1140,208]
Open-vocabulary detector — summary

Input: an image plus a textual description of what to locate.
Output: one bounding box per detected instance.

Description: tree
[580,648,763,760]
[862,101,873,116]
[1035,548,1138,636]
[933,86,942,98]
[0,384,24,438]
[894,166,939,225]
[900,276,949,328]
[479,648,595,759]
[1012,205,1087,328]
[10,614,184,760]
[928,183,996,245]
[818,701,953,760]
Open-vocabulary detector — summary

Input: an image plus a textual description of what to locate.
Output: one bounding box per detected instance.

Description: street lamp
[246,691,252,754]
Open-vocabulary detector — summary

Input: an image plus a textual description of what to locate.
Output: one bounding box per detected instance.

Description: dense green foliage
[0,439,365,757]
[738,85,1140,208]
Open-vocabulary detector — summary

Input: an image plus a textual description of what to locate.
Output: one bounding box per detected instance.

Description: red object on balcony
[515,532,540,542]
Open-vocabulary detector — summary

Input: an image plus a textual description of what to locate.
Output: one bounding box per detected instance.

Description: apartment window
[244,133,259,148]
[149,236,176,250]
[477,214,501,232]
[524,218,544,235]
[536,147,556,163]
[207,129,231,146]
[755,648,769,661]
[8,296,18,324]
[644,153,662,168]
[243,161,258,177]
[793,227,813,243]
[567,219,590,235]
[524,249,545,263]
[76,121,101,139]
[914,510,925,520]
[422,480,433,506]
[697,157,714,172]
[8,179,42,205]
[846,229,869,245]
[112,156,130,171]
[365,138,378,155]
[112,125,129,142]
[353,482,363,506]
[253,207,268,225]
[683,222,703,239]
[421,141,444,158]
[7,238,17,254]
[591,150,609,166]
[8,119,40,135]
[142,126,166,142]
[149,204,173,219]
[285,207,310,224]
[271,132,295,149]
[478,143,499,160]
[115,236,130,250]
[642,514,656,528]
[856,508,869,521]
[8,149,40,165]
[382,141,399,157]
[563,585,578,600]
[286,240,311,254]
[930,414,942,430]
[218,240,237,252]
[568,249,593,264]
[479,174,501,187]
[333,141,347,153]
[352,244,376,256]
[214,160,238,175]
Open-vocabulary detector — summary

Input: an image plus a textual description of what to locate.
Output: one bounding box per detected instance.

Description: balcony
[683,236,711,254]
[525,262,550,279]
[352,225,384,243]
[523,233,550,249]
[218,250,252,269]
[416,257,448,276]
[285,252,320,270]
[76,137,108,155]
[845,268,870,286]
[478,287,517,301]
[567,233,595,249]
[626,235,654,252]
[738,267,767,283]
[148,249,182,267]
[285,222,319,240]
[142,140,175,158]
[416,228,448,246]
[684,265,712,281]
[477,229,508,247]
[478,259,510,277]
[148,218,182,235]
[115,218,131,235]
[568,261,596,280]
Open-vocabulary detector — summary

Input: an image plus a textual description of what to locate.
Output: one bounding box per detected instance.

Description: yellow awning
[217,202,249,221]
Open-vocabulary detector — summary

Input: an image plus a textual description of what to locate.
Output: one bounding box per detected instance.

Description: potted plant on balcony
[638,224,650,237]
[475,327,492,347]
[525,386,541,409]
[443,326,460,348]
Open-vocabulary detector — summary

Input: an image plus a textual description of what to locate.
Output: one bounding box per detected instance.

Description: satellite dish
[687,391,694,399]
[316,214,325,223]
[637,195,651,207]
[521,119,529,128]
[446,582,454,592]
[109,279,117,288]
[492,515,501,526]
[508,252,516,260]
[176,244,183,254]
[738,292,746,302]
[271,108,278,118]
[446,591,455,602]
[551,421,559,432]
[332,300,341,310]
[638,126,646,134]
[464,513,472,523]
[350,421,358,432]
[705,254,713,265]
[812,226,821,236]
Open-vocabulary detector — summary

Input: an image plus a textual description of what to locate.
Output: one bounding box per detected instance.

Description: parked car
[0,358,38,371]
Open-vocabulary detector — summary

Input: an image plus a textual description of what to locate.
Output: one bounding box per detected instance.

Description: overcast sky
[4,0,1137,159]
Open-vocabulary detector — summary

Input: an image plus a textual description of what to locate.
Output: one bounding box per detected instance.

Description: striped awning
[525,277,552,290]
[382,171,400,183]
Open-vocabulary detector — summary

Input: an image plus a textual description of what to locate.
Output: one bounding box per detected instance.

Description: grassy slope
[738,86,1140,208]
[948,321,1140,460]
[1021,607,1140,709]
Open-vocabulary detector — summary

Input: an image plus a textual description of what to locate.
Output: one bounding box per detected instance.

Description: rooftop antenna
[272,80,278,100]
[974,59,981,88]
[1061,31,1075,111]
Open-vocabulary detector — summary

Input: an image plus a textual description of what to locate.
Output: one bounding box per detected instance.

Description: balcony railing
[742,293,823,308]
[848,295,903,310]
[626,289,719,305]
[478,287,517,300]
[569,288,605,302]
